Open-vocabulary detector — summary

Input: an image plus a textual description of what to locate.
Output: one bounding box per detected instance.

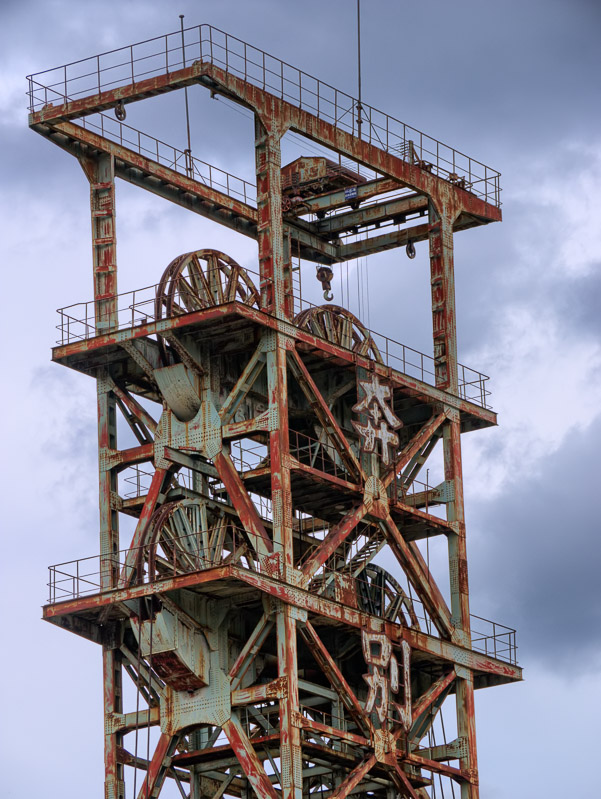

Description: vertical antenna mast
[356,0,362,138]
[180,14,193,177]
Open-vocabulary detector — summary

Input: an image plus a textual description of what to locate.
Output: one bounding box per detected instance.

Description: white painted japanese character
[352,374,402,465]
[362,631,412,730]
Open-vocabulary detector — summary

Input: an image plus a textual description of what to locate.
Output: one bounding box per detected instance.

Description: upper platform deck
[27,23,502,213]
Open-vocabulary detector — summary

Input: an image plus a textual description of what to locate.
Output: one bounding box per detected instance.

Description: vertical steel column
[429,198,478,797]
[254,115,292,320]
[276,602,302,799]
[86,152,123,799]
[98,369,122,799]
[103,645,124,799]
[428,200,471,634]
[267,339,302,798]
[443,411,470,636]
[255,112,302,799]
[428,201,457,392]
[456,670,478,799]
[266,338,293,565]
[97,376,119,591]
[444,410,478,797]
[89,153,118,333]
[189,728,209,799]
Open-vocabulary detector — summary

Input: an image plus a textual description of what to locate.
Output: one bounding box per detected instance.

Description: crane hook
[115,101,126,121]
[406,239,416,259]
[316,265,335,303]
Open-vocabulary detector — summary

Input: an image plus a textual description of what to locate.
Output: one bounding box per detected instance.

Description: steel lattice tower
[29,23,521,799]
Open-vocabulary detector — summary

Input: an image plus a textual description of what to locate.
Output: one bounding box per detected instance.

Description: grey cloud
[469,416,601,674]
[553,265,601,339]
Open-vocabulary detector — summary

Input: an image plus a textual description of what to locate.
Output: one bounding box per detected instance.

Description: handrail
[74,110,257,206]
[47,537,517,664]
[54,282,491,409]
[27,23,501,207]
[47,525,282,604]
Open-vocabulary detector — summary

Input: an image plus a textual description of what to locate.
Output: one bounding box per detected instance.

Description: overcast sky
[1,1,600,797]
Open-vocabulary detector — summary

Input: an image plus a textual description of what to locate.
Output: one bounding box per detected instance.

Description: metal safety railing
[47,526,284,604]
[75,110,256,206]
[289,429,357,484]
[308,566,518,665]
[470,613,518,665]
[55,279,491,408]
[230,438,269,474]
[47,530,517,665]
[121,466,198,499]
[27,23,501,206]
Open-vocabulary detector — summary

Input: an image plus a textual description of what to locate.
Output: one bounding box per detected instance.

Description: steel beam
[383,516,454,640]
[43,564,522,683]
[300,177,404,213]
[300,621,374,738]
[51,302,497,427]
[35,120,340,265]
[30,60,500,221]
[315,195,428,238]
[222,716,280,799]
[288,349,364,482]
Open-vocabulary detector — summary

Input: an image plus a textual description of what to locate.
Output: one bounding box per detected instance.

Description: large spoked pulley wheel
[144,499,249,581]
[356,563,420,629]
[293,304,383,363]
[155,249,260,361]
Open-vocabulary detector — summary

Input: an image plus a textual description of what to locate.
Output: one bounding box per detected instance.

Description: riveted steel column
[88,153,118,333]
[277,603,302,799]
[98,373,122,799]
[444,409,478,796]
[443,410,470,635]
[98,374,119,590]
[254,115,292,320]
[456,670,478,799]
[256,108,301,799]
[103,645,124,799]
[189,728,210,799]
[265,328,301,799]
[266,333,293,563]
[428,199,471,633]
[428,202,457,392]
[430,198,479,797]
[88,151,121,799]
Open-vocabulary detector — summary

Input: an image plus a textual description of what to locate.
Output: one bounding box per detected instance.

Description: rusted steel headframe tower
[29,24,520,799]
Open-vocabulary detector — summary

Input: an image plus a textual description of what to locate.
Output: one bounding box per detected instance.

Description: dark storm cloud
[354,0,601,158]
[451,133,601,360]
[469,416,601,673]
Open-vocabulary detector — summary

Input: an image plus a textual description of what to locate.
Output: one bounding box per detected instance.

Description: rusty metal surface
[29,21,516,799]
[27,24,502,207]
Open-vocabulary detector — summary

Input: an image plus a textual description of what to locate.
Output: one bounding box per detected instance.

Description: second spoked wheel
[155,249,260,320]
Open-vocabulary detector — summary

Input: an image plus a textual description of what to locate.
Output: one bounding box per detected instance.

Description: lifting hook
[115,101,126,121]
[316,265,334,302]
[406,239,416,259]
